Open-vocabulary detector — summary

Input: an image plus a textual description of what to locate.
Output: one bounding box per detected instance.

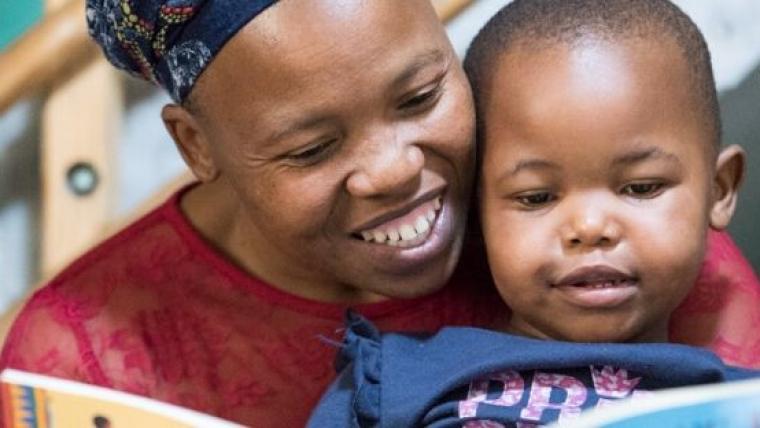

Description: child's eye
[286,139,337,166]
[399,84,441,112]
[621,182,665,198]
[515,192,556,208]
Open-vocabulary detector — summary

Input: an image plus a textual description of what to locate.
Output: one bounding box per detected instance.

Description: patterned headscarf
[86,0,278,102]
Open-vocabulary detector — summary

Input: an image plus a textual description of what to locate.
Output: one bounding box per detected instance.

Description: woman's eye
[287,140,336,164]
[621,182,664,198]
[399,85,440,111]
[515,192,556,207]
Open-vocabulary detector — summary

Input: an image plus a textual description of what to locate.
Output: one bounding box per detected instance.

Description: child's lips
[555,281,638,309]
[553,265,639,308]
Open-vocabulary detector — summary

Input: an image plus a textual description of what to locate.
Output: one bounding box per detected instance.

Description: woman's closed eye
[285,138,338,166]
[398,82,443,114]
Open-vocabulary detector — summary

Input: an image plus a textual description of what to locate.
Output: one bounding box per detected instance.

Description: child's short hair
[463,0,721,151]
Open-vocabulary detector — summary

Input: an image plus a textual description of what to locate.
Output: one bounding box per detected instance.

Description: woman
[2,1,758,426]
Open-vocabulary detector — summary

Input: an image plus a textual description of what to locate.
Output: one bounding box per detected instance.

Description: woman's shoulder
[0,286,96,384]
[671,229,760,367]
[0,190,193,385]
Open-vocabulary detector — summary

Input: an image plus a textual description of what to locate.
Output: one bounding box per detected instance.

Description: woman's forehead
[250,0,441,41]
[230,0,447,66]
[194,0,453,121]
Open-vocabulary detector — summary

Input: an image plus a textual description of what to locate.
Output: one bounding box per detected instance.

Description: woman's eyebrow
[266,115,331,145]
[391,49,447,88]
[266,51,449,144]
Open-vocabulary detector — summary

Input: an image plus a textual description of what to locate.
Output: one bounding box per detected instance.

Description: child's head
[464,0,745,343]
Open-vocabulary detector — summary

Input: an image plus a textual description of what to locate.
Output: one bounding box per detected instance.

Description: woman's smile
[346,191,458,275]
[356,195,443,248]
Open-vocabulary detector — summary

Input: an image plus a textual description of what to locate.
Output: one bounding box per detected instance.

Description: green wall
[0,1,43,50]
[723,66,760,271]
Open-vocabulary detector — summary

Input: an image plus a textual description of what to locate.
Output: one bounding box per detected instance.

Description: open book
[553,376,760,427]
[1,369,244,428]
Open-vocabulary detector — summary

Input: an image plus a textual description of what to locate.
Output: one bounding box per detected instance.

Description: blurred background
[0,0,758,315]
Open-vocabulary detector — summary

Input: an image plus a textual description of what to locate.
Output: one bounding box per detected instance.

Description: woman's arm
[670,230,760,367]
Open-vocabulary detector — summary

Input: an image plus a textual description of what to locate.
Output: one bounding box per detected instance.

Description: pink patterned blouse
[1,187,758,427]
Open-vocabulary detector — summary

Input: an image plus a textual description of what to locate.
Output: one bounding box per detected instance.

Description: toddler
[308,0,757,426]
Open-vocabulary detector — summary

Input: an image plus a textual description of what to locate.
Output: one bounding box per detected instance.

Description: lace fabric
[1,187,758,427]
[670,229,760,367]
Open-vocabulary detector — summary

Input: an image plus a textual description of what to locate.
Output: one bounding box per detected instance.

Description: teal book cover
[557,377,760,428]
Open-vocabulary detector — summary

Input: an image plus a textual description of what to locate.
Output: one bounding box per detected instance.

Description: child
[308,0,757,426]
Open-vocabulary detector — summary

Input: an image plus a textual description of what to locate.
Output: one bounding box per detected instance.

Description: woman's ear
[709,144,746,230]
[161,104,219,182]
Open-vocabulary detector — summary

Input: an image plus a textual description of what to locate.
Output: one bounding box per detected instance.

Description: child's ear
[161,104,219,182]
[709,144,746,230]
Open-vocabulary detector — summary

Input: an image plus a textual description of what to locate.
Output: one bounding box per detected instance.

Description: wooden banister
[433,0,475,22]
[0,0,96,113]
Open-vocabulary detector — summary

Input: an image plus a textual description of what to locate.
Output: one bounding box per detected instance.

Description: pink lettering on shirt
[520,372,586,423]
[590,366,641,398]
[459,370,525,417]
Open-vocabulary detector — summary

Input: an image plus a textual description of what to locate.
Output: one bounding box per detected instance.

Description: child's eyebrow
[612,147,682,167]
[391,49,447,89]
[508,159,559,176]
[498,147,682,182]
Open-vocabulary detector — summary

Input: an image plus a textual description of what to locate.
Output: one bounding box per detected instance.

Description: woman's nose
[346,141,425,198]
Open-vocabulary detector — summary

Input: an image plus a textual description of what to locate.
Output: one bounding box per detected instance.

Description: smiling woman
[165,0,476,303]
[1,0,759,427]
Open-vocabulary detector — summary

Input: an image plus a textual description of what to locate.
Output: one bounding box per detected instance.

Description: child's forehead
[499,32,684,72]
[489,35,689,111]
[481,36,712,163]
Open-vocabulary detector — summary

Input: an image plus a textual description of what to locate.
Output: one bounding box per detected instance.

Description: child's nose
[346,139,425,199]
[561,199,621,250]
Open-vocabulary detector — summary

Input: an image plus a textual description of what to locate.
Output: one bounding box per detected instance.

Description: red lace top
[1,187,759,427]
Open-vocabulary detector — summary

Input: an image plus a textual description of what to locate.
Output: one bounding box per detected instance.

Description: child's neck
[493,316,671,343]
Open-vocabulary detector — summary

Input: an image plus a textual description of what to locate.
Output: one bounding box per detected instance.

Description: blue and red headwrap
[86,0,278,102]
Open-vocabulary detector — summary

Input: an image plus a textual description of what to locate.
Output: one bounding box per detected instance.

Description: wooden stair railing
[432,0,475,23]
[40,0,122,278]
[0,0,95,114]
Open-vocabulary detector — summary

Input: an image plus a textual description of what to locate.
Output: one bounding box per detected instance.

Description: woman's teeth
[359,197,441,247]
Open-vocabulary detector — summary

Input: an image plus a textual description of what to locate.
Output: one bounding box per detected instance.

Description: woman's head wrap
[86,0,278,102]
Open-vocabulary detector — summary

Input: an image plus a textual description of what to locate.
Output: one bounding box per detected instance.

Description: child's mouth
[567,278,637,289]
[553,265,639,308]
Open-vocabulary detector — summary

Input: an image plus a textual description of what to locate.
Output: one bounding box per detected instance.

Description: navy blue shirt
[308,313,760,427]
